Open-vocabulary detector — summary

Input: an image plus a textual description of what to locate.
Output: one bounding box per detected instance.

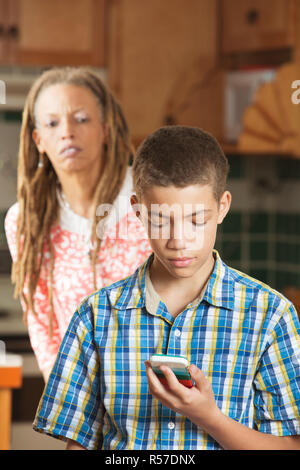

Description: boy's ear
[130,194,138,208]
[130,194,141,218]
[217,190,231,224]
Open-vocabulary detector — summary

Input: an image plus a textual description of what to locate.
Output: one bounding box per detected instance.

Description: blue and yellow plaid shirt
[33,251,300,450]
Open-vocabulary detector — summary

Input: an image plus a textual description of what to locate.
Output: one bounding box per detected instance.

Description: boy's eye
[192,221,206,227]
[149,219,206,228]
[150,220,169,228]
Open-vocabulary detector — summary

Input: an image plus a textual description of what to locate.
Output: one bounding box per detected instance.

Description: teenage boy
[33,126,300,450]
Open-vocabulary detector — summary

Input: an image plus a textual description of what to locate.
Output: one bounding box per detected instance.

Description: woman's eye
[45,120,57,128]
[75,115,88,123]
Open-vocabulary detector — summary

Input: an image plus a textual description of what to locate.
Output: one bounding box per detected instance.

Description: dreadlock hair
[12,66,133,336]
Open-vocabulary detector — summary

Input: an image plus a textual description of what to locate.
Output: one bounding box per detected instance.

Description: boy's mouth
[168,257,194,267]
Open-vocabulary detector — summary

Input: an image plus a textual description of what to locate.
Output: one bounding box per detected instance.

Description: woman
[5,67,152,380]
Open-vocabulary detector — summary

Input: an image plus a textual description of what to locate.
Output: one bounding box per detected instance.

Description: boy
[33,126,300,450]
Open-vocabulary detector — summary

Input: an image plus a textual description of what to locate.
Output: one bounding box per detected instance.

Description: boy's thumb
[189,364,205,390]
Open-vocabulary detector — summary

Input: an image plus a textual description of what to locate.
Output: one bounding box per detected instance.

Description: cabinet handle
[7,25,19,39]
[246,9,259,24]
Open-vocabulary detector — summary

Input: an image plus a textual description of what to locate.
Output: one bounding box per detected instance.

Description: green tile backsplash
[249,212,269,234]
[222,211,242,233]
[276,158,300,180]
[250,241,269,261]
[217,209,300,291]
[227,154,246,179]
[217,154,300,292]
[0,110,22,123]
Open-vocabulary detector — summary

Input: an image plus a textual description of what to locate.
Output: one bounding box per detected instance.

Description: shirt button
[168,422,175,430]
[174,329,181,338]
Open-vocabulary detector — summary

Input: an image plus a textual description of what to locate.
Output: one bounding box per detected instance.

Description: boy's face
[131,184,231,280]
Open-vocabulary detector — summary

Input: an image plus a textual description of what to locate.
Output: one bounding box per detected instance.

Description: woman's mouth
[60,146,81,157]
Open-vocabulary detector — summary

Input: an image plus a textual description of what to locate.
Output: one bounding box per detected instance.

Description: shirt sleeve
[33,299,102,450]
[5,203,61,379]
[253,302,300,436]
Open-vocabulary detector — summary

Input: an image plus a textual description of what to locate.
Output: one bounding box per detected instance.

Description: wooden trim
[107,0,123,96]
[293,0,300,62]
[287,0,296,47]
[91,0,107,66]
[17,50,103,66]
[0,389,12,450]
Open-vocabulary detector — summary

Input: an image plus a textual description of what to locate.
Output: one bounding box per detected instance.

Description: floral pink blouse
[5,168,152,378]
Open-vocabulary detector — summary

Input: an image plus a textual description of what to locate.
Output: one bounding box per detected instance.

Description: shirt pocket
[198,353,253,420]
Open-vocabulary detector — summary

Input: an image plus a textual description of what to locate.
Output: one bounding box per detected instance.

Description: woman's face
[32,83,107,175]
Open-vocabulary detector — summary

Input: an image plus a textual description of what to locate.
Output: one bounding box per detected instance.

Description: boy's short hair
[132,125,229,202]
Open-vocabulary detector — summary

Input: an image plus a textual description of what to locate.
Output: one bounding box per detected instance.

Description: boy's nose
[166,222,188,249]
[167,238,187,250]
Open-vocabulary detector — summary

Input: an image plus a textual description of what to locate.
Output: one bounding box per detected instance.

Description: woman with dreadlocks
[5,67,152,381]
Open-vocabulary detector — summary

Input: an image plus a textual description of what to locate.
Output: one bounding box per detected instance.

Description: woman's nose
[61,118,75,139]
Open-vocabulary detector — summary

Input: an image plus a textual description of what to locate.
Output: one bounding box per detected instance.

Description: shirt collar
[144,259,209,316]
[111,250,235,311]
[203,250,235,311]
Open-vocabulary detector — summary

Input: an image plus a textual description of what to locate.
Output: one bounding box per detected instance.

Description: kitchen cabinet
[0,0,107,66]
[221,0,295,54]
[0,0,18,65]
[108,0,223,143]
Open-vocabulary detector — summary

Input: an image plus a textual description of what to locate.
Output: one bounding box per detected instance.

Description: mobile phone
[149,354,193,388]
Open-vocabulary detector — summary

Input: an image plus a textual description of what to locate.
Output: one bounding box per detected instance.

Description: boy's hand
[145,361,300,451]
[145,361,221,431]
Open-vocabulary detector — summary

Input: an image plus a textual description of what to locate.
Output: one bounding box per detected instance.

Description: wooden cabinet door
[0,0,19,65]
[221,0,295,53]
[6,0,19,64]
[17,0,107,66]
[108,0,223,143]
[0,0,8,64]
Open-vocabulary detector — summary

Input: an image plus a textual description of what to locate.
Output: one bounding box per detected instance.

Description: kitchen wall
[0,111,20,208]
[217,154,300,295]
[0,0,300,451]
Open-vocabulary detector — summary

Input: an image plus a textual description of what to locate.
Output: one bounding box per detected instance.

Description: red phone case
[158,376,193,388]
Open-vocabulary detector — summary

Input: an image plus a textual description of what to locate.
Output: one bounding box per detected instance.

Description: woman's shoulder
[4,202,19,257]
[4,202,19,234]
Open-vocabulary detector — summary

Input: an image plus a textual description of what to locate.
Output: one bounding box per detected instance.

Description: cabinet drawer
[221,0,295,53]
